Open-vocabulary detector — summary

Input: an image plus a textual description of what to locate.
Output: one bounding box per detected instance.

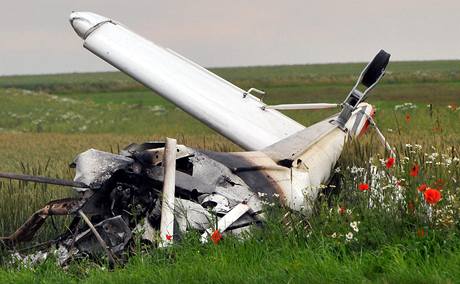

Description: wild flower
[394,102,417,111]
[400,157,408,165]
[211,229,222,244]
[257,192,267,198]
[345,232,354,241]
[410,164,420,177]
[442,158,452,167]
[261,200,276,207]
[424,189,442,205]
[405,113,411,123]
[417,183,427,192]
[350,221,359,232]
[350,166,365,174]
[385,157,395,169]
[359,183,369,191]
[447,104,459,111]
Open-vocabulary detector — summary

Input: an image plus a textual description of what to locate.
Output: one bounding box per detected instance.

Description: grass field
[0,61,459,283]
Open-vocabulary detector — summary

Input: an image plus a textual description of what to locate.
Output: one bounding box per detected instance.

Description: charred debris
[0,139,273,267]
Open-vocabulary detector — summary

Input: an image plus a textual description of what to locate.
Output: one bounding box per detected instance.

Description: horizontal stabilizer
[266,103,339,110]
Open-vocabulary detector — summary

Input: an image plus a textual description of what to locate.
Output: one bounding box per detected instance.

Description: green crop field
[0,61,459,283]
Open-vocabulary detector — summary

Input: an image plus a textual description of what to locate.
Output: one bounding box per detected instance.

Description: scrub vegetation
[0,61,459,283]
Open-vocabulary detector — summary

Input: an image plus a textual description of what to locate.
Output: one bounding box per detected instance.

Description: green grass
[0,60,459,283]
[2,60,460,93]
[61,90,175,106]
[2,223,460,283]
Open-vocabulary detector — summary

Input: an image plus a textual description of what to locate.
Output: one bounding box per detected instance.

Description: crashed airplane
[0,12,391,266]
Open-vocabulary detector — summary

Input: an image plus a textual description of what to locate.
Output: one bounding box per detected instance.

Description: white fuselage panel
[80,20,305,150]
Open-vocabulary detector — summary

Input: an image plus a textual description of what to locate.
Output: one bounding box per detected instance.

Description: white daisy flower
[346,232,354,240]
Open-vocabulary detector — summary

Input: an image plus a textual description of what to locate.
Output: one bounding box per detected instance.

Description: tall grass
[0,61,458,282]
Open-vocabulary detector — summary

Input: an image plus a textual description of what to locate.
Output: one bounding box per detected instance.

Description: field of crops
[0,61,459,283]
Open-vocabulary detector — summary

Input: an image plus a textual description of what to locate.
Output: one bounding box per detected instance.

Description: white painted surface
[159,138,177,247]
[70,12,305,151]
[200,203,250,243]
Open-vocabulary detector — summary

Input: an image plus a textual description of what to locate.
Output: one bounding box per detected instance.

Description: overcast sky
[1,0,459,75]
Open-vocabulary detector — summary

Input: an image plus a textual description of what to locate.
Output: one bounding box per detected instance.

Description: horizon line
[1,58,459,77]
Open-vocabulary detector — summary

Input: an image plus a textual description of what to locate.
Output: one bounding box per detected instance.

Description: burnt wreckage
[0,11,392,266]
[1,143,267,265]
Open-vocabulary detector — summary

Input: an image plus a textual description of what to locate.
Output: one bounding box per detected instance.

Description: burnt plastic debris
[0,142,264,267]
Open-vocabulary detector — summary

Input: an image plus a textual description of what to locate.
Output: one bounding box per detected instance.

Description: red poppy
[338,207,346,215]
[211,229,222,244]
[405,113,411,123]
[424,188,442,205]
[410,164,420,177]
[385,157,395,169]
[166,234,172,241]
[417,183,427,192]
[358,183,369,191]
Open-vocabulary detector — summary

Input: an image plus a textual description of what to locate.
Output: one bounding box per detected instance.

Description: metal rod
[159,138,177,247]
[266,103,339,110]
[0,172,89,188]
[365,114,395,156]
[78,210,116,266]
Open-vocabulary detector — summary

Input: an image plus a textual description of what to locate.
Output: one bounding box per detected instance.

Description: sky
[1,0,459,75]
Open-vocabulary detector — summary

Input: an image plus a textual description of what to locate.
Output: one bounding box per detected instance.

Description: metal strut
[0,172,90,189]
